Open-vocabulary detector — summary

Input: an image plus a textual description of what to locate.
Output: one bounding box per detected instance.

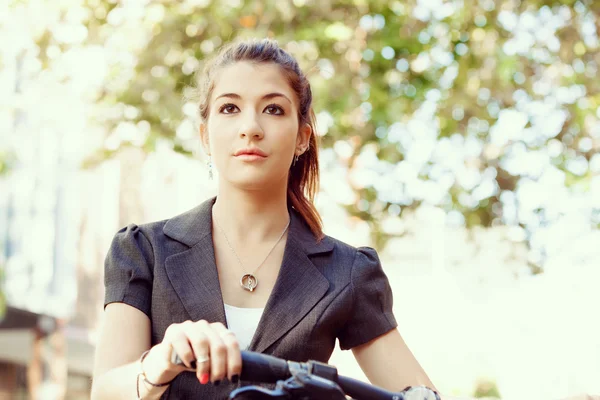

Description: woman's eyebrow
[214,92,292,104]
[261,92,292,104]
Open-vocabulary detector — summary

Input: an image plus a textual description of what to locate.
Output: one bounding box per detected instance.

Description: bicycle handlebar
[172,350,436,399]
[237,351,401,399]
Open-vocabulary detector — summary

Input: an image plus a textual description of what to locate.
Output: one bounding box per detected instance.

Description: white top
[224,303,264,350]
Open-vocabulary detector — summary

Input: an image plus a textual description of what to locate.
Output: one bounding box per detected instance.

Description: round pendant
[240,274,258,292]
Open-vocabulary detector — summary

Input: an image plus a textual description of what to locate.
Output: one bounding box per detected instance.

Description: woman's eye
[219,103,239,114]
[265,104,284,115]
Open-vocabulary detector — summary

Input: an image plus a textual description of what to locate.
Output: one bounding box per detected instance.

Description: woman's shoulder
[313,234,384,282]
[321,233,379,260]
[115,199,214,246]
[113,218,170,244]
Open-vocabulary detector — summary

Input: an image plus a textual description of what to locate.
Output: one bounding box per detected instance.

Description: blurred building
[0,44,211,395]
[0,147,101,399]
[0,48,112,398]
[0,131,207,399]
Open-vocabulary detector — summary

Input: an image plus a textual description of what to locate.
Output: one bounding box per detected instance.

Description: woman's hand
[142,320,242,386]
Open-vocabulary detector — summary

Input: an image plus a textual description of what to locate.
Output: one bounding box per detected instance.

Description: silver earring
[207,156,213,180]
[293,154,299,166]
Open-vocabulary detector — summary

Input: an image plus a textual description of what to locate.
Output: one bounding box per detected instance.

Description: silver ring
[196,355,210,363]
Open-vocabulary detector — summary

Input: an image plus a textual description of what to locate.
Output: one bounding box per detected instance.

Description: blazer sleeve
[103,224,154,318]
[337,247,398,350]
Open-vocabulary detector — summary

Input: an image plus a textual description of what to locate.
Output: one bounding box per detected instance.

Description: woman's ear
[199,123,210,156]
[296,122,312,154]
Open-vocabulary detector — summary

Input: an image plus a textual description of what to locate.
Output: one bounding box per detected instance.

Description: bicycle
[172,350,440,400]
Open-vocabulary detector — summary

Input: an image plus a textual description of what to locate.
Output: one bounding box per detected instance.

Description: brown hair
[196,38,323,240]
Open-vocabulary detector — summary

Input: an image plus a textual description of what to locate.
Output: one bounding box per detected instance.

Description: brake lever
[228,385,291,400]
[229,371,347,400]
[288,371,347,400]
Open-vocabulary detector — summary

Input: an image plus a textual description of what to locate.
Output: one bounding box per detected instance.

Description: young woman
[91,38,437,400]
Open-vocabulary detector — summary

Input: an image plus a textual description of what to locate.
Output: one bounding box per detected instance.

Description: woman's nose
[238,112,264,139]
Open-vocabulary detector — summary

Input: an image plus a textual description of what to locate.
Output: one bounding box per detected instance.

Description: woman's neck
[212,184,291,244]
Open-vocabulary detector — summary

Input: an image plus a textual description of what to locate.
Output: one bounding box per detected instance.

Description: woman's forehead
[211,61,296,102]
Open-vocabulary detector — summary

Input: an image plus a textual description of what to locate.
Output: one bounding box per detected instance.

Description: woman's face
[201,61,311,191]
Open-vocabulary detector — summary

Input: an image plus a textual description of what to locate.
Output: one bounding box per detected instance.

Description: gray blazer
[104,197,397,399]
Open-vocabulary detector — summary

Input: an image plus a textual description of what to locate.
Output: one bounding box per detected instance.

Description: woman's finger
[211,323,242,382]
[169,334,196,370]
[201,322,228,383]
[183,320,212,384]
[160,322,198,375]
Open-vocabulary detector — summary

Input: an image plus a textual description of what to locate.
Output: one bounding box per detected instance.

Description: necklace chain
[213,212,290,292]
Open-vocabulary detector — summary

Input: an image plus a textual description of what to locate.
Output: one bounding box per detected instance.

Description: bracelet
[136,350,175,399]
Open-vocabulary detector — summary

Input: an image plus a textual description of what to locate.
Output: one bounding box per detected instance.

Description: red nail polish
[200,373,210,385]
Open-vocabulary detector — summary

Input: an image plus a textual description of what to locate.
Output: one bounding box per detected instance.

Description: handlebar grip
[239,351,290,383]
[170,350,290,383]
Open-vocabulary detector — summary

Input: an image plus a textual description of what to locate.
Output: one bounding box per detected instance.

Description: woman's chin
[223,174,284,192]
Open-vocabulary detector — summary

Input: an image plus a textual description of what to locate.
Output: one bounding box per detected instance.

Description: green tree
[31,0,600,266]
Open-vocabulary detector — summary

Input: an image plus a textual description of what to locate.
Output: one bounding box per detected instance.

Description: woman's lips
[233,148,268,161]
[235,153,267,161]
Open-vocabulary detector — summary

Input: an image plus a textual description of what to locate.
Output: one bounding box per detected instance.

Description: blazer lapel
[161,196,335,351]
[163,197,227,326]
[249,211,334,353]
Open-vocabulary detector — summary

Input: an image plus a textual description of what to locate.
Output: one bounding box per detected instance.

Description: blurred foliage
[473,378,502,398]
[0,151,16,176]
[27,0,600,254]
